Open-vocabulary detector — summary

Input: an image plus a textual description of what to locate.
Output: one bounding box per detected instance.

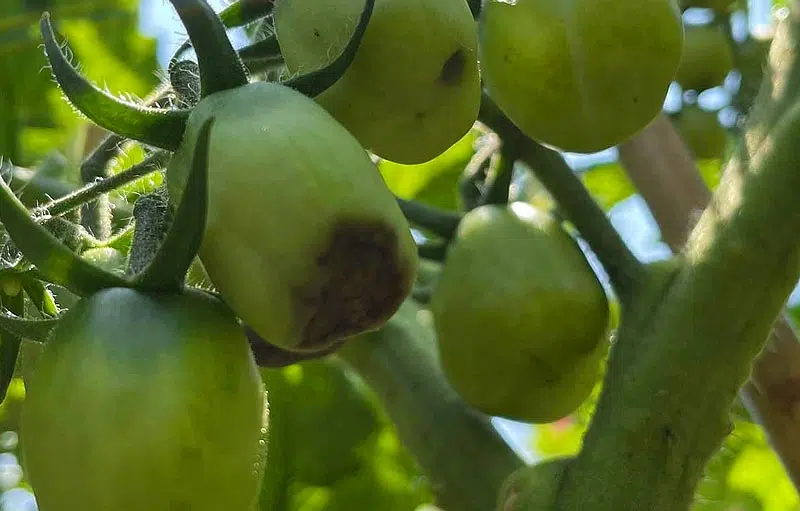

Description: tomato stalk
[479,94,644,305]
[339,300,524,511]
[554,4,800,507]
[33,150,170,219]
[396,198,462,240]
[478,144,517,206]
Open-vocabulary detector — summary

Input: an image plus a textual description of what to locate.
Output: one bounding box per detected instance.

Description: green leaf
[379,130,478,212]
[579,162,637,212]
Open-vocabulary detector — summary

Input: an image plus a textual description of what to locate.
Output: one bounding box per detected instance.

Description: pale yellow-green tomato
[675,24,734,91]
[430,203,609,423]
[167,82,418,353]
[274,0,481,165]
[479,0,684,153]
[673,105,727,160]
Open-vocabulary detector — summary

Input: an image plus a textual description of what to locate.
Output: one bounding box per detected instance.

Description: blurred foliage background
[0,0,799,509]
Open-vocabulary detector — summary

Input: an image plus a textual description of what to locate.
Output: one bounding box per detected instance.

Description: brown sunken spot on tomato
[439,48,467,86]
[292,218,414,352]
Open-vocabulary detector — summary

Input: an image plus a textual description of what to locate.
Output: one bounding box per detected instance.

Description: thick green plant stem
[479,96,643,304]
[338,300,524,511]
[34,150,170,219]
[396,198,462,240]
[479,146,516,206]
[554,48,800,511]
[127,187,171,276]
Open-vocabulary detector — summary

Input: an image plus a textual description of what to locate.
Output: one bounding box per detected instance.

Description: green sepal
[167,0,249,97]
[0,174,129,297]
[172,0,276,60]
[131,118,213,291]
[0,311,59,345]
[40,13,190,151]
[239,35,284,74]
[21,277,60,317]
[0,291,25,405]
[282,0,375,97]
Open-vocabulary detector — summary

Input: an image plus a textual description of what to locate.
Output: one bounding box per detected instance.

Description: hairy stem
[555,15,800,506]
[620,83,800,495]
[34,150,170,219]
[339,300,523,511]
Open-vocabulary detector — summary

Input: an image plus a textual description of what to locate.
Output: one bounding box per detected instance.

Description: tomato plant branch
[554,27,800,509]
[479,146,515,206]
[619,103,800,490]
[33,150,170,219]
[479,96,643,304]
[396,198,462,240]
[338,300,524,511]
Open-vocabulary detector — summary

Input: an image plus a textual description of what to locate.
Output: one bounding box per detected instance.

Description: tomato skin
[675,24,734,91]
[167,82,418,353]
[274,0,481,164]
[21,287,268,511]
[430,203,609,423]
[479,0,683,153]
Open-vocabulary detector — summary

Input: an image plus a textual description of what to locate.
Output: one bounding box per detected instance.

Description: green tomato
[167,82,418,353]
[430,203,609,423]
[80,246,128,275]
[673,105,727,160]
[21,287,268,511]
[273,0,481,164]
[497,457,573,511]
[479,0,684,153]
[675,24,734,91]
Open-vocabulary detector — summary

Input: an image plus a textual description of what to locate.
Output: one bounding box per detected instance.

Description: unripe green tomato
[675,24,734,91]
[273,0,481,164]
[479,0,684,154]
[497,457,573,511]
[80,246,127,275]
[430,203,609,423]
[21,287,268,511]
[167,83,418,353]
[673,105,727,159]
